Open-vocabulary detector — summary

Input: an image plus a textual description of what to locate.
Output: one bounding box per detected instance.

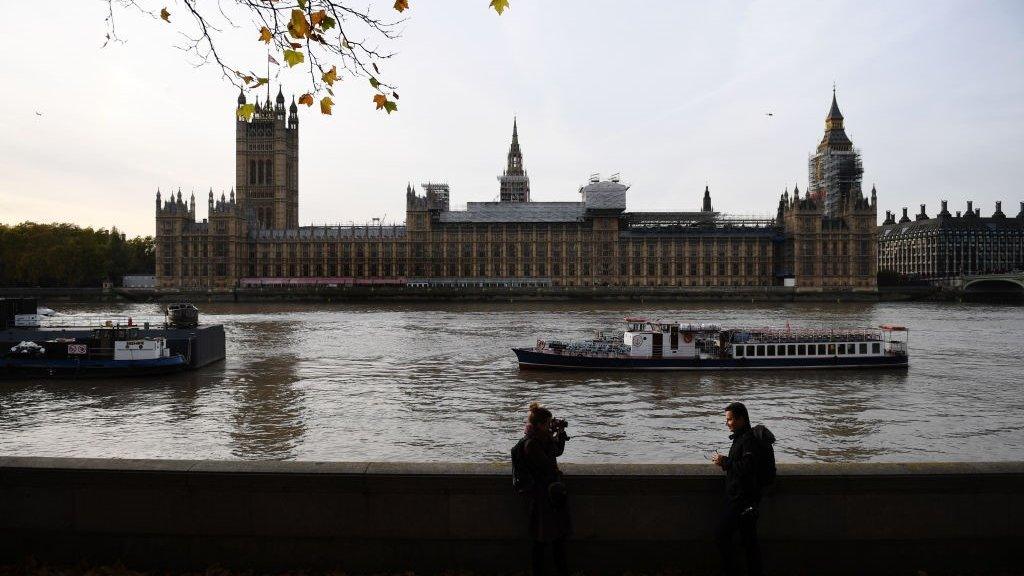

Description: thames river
[1,301,1022,463]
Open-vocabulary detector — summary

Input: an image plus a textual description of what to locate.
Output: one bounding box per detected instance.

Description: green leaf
[283,49,304,67]
[298,0,307,8]
[236,104,255,121]
[383,100,398,114]
[250,77,269,89]
[321,16,336,31]
[369,77,381,89]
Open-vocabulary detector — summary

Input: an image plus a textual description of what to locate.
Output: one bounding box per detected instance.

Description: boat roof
[879,324,908,331]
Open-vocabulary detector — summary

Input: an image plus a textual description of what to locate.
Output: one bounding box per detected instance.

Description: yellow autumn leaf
[160,7,170,22]
[394,0,409,12]
[322,65,338,86]
[283,50,304,67]
[310,10,327,28]
[320,96,334,115]
[258,26,272,44]
[373,94,388,110]
[298,93,314,107]
[236,104,255,121]
[489,0,510,15]
[289,9,310,39]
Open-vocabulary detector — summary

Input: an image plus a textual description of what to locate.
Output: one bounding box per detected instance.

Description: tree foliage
[103,1,510,117]
[0,223,154,287]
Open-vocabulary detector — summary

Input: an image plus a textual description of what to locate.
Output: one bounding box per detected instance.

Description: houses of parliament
[155,89,877,292]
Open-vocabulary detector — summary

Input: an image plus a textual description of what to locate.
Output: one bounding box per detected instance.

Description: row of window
[734,342,881,357]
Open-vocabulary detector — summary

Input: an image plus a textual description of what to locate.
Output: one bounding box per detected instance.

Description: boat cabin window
[798,344,806,355]
[746,345,755,356]
[859,343,867,354]
[838,344,846,355]
[756,345,765,357]
[872,343,880,354]
[735,346,744,357]
[767,345,776,356]
[777,345,785,356]
[817,344,826,355]
[828,344,836,355]
[787,344,796,356]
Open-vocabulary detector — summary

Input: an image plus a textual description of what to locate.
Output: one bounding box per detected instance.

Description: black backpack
[511,436,535,493]
[751,424,777,487]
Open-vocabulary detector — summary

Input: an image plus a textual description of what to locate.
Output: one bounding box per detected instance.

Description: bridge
[934,272,1024,293]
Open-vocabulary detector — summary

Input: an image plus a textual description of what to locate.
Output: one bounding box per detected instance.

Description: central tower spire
[498,116,530,202]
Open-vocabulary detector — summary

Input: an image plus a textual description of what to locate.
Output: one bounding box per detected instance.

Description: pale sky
[1,1,1022,237]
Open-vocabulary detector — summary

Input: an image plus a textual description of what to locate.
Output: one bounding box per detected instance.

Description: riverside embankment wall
[1,458,1020,575]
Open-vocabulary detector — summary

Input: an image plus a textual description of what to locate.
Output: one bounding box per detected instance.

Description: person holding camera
[710,401,776,576]
[513,401,571,576]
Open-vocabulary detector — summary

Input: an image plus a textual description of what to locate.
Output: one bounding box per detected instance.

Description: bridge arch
[963,277,1024,293]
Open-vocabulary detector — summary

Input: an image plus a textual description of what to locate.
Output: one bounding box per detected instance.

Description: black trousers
[531,538,568,576]
[714,501,762,576]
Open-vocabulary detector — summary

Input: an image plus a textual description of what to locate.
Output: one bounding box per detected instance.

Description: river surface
[1,301,1022,463]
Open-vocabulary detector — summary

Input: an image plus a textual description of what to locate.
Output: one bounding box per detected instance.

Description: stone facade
[878,201,1024,278]
[155,90,877,292]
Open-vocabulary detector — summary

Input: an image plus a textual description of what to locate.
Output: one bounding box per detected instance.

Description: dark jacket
[721,425,761,505]
[524,429,571,542]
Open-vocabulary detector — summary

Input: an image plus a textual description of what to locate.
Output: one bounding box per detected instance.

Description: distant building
[878,201,1024,278]
[155,90,876,292]
[808,89,863,217]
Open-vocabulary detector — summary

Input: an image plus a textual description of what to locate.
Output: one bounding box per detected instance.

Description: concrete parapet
[1,458,1021,574]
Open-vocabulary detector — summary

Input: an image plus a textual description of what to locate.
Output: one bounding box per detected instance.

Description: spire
[508,116,521,160]
[702,185,712,212]
[230,188,235,203]
[827,85,843,121]
[289,95,297,112]
[156,188,161,208]
[870,184,877,205]
[276,85,285,105]
[237,88,246,105]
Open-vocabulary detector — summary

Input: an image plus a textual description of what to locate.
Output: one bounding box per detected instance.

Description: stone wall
[1,458,1020,575]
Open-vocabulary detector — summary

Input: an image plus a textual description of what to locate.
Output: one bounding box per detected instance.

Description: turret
[276,86,285,109]
[230,188,235,204]
[237,88,246,106]
[870,184,877,206]
[702,185,712,212]
[156,188,161,210]
[189,192,195,214]
[208,188,214,211]
[288,96,298,128]
[938,200,951,218]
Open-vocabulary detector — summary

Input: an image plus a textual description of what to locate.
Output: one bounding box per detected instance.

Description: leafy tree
[0,223,155,287]
[103,0,511,118]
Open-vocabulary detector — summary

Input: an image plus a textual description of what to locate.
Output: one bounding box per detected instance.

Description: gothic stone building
[155,90,877,292]
[878,200,1024,278]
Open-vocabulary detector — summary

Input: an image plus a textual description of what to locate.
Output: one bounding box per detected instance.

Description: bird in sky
[34,111,43,116]
[765,112,774,117]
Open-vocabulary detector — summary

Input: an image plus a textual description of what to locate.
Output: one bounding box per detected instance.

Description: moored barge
[514,318,909,371]
[0,298,225,378]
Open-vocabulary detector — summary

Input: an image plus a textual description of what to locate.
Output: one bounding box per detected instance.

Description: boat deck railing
[37,315,168,329]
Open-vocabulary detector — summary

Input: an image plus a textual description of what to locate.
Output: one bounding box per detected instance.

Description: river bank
[3,285,1004,303]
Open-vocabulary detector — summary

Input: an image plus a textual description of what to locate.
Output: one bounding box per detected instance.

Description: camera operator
[521,402,571,576]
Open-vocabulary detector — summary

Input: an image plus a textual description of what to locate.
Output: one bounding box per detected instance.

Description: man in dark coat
[711,401,763,576]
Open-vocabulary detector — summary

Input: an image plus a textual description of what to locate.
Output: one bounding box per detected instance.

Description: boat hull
[513,348,908,371]
[0,355,188,379]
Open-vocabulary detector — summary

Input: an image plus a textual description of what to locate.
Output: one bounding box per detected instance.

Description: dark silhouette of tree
[0,223,155,287]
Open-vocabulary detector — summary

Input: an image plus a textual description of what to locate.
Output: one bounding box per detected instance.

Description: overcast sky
[1,1,1022,237]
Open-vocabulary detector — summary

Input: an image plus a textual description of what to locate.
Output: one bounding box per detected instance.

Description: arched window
[249,160,256,184]
[265,160,273,184]
[257,160,264,184]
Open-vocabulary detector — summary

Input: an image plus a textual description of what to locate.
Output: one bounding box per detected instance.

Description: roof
[439,201,585,223]
[879,214,1024,239]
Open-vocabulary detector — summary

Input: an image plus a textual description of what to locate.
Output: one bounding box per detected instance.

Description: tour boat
[1,325,187,378]
[513,318,909,371]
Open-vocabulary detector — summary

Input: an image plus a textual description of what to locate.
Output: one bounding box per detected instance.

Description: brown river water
[1,301,1022,463]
